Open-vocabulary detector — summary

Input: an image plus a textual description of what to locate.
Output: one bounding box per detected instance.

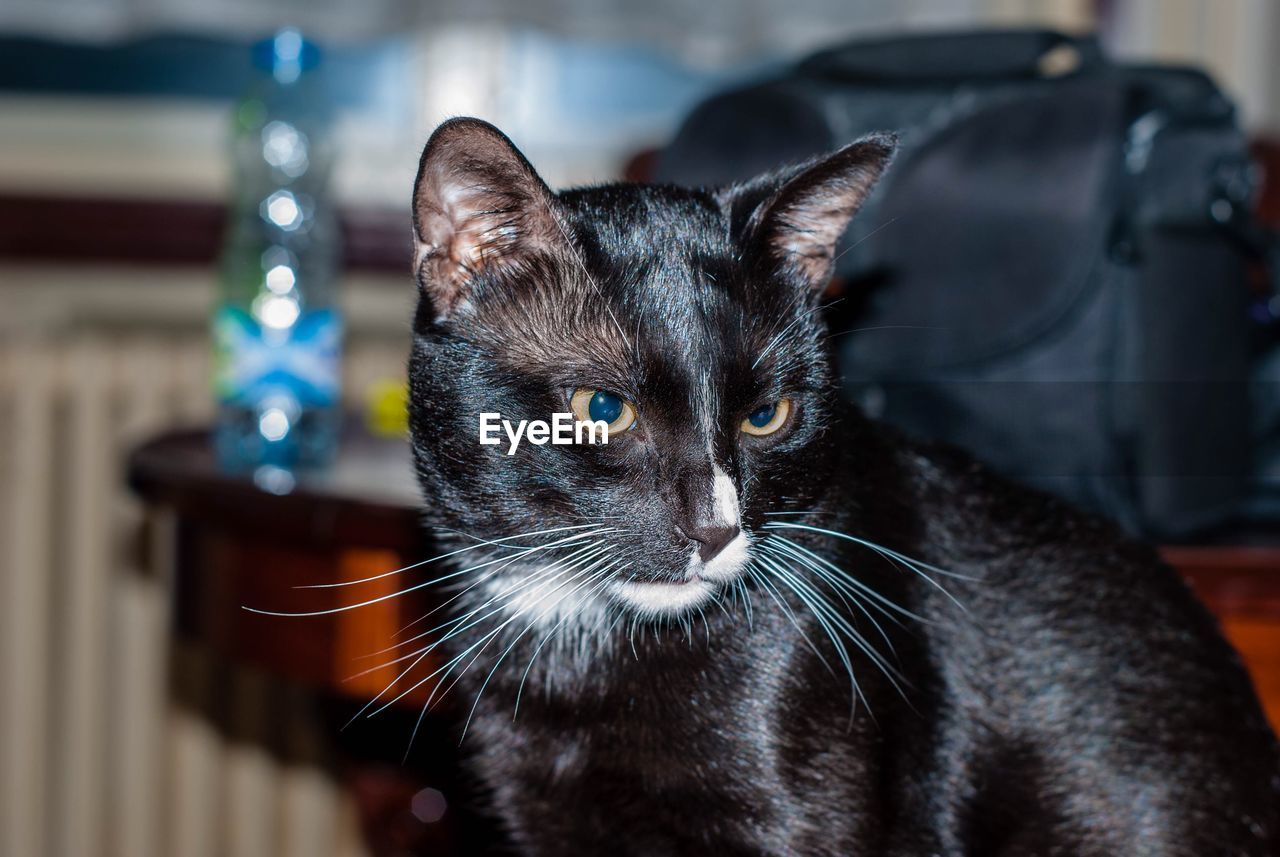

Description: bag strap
[1218,210,1280,315]
[799,29,1106,83]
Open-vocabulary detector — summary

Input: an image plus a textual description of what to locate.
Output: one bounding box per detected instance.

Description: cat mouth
[612,533,750,617]
[613,576,717,616]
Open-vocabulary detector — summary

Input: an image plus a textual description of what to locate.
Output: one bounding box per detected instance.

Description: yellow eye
[740,398,791,437]
[570,388,637,434]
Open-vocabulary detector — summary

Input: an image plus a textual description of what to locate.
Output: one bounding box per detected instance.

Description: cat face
[408,118,893,620]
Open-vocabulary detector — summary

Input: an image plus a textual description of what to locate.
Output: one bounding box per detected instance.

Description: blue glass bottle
[214,29,342,480]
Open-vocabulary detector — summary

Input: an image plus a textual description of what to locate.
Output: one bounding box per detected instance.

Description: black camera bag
[659,30,1261,538]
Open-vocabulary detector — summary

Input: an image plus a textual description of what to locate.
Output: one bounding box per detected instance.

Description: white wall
[1103,0,1280,132]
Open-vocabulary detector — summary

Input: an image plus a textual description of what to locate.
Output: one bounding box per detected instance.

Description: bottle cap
[252,28,321,83]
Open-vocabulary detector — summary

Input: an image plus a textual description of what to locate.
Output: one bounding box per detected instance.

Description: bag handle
[799,30,1106,83]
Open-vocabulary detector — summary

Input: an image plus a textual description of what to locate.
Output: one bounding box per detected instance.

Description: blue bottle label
[213,305,341,407]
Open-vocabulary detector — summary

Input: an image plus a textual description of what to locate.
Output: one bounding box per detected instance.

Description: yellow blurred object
[365,378,409,437]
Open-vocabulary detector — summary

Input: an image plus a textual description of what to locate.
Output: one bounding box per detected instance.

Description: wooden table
[128,427,483,855]
[129,428,436,704]
[1164,546,1280,730]
[128,427,1280,852]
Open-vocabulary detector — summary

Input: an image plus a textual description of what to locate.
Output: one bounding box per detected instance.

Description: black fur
[406,118,1280,855]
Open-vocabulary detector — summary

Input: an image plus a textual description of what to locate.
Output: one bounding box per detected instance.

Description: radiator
[0,318,405,857]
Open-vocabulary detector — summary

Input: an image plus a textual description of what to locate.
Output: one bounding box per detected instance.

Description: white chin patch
[614,577,716,618]
[488,567,605,632]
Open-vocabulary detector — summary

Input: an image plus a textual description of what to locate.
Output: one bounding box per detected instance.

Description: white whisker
[297,522,604,589]
[244,528,613,618]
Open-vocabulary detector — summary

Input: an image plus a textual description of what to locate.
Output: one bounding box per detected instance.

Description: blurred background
[3,1,1280,856]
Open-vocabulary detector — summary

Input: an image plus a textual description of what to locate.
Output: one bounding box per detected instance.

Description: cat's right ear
[412,118,564,321]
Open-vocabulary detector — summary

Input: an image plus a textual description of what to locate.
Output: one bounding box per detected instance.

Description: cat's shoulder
[864,420,1141,561]
[873,421,1188,603]
[880,426,1272,736]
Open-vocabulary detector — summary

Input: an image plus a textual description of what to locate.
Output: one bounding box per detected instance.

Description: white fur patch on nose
[693,463,748,582]
[710,463,740,525]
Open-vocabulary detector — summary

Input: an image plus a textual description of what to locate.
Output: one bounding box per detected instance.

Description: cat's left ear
[720,133,897,291]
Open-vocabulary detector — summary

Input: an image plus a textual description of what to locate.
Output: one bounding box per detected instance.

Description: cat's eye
[741,398,791,437]
[570,388,637,434]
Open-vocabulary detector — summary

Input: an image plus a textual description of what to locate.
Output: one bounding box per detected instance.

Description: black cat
[404,117,1280,855]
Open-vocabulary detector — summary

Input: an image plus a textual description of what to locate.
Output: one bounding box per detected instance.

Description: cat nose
[683,522,741,563]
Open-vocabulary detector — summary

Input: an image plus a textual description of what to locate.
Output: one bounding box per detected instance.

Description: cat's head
[408,118,893,621]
